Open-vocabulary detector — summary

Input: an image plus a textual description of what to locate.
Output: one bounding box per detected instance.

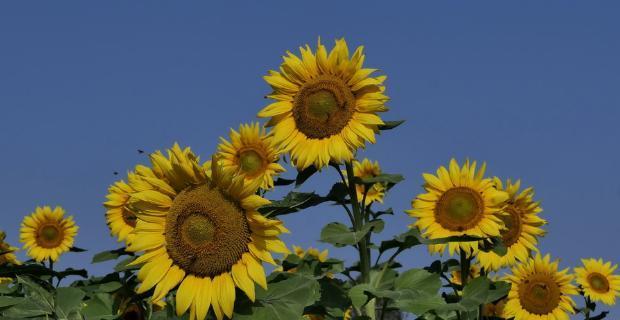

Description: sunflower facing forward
[504,253,577,320]
[258,38,389,170]
[574,258,620,306]
[217,122,285,190]
[406,159,509,256]
[477,178,546,271]
[20,206,78,262]
[125,144,289,320]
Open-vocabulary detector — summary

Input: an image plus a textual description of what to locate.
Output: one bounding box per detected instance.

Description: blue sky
[1,1,619,316]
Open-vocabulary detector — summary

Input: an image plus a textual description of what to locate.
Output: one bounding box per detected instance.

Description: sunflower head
[350,158,385,205]
[504,253,577,320]
[125,144,289,320]
[575,258,620,306]
[19,206,78,262]
[259,38,389,169]
[293,245,329,262]
[477,178,546,271]
[482,298,507,318]
[406,159,509,256]
[105,179,138,244]
[0,231,20,266]
[449,264,481,286]
[217,122,285,190]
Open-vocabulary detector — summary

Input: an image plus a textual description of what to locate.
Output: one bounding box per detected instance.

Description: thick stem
[459,248,470,320]
[48,259,54,286]
[345,162,372,315]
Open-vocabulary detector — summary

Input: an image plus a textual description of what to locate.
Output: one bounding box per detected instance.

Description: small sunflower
[293,245,329,262]
[477,178,546,271]
[0,231,21,284]
[19,206,78,263]
[504,253,577,320]
[482,298,507,318]
[350,158,385,205]
[217,122,285,190]
[406,159,509,256]
[126,144,289,320]
[449,264,481,286]
[575,258,620,306]
[105,179,138,244]
[258,38,389,170]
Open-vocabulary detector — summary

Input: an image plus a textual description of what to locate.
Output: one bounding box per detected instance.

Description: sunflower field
[1,38,618,320]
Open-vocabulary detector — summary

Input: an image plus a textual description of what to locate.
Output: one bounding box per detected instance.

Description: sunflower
[574,258,620,306]
[125,144,289,320]
[504,253,577,320]
[406,159,509,256]
[293,245,329,262]
[217,122,285,190]
[19,206,78,263]
[0,231,21,284]
[258,38,389,170]
[482,298,507,318]
[349,158,385,205]
[449,264,481,286]
[477,178,546,271]
[105,179,138,244]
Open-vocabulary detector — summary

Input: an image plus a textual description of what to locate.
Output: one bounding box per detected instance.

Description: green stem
[48,259,54,286]
[345,161,372,316]
[585,295,592,320]
[459,248,470,320]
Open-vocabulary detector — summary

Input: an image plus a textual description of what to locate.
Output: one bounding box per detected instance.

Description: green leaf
[295,165,318,187]
[260,191,329,217]
[360,174,404,185]
[460,277,490,310]
[0,264,87,279]
[320,220,384,247]
[273,177,295,186]
[379,228,483,255]
[81,293,114,319]
[349,283,373,309]
[378,120,405,131]
[233,274,320,320]
[97,281,123,293]
[55,287,86,319]
[16,276,55,314]
[114,256,138,272]
[91,247,132,263]
[0,296,24,309]
[0,298,51,318]
[394,269,442,294]
[326,182,349,203]
[69,246,87,252]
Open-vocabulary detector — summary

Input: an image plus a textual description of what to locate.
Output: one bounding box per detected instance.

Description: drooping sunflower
[19,206,78,262]
[350,158,386,205]
[217,122,285,190]
[0,231,21,284]
[477,178,546,271]
[125,144,289,320]
[504,253,577,320]
[406,159,509,256]
[574,258,620,306]
[258,38,389,170]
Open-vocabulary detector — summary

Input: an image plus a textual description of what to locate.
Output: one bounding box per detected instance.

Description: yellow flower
[574,258,620,306]
[504,253,577,320]
[406,159,508,256]
[482,298,507,318]
[125,143,289,320]
[105,179,137,245]
[0,231,21,284]
[477,178,546,271]
[350,158,385,205]
[293,245,329,262]
[217,122,285,190]
[449,264,481,286]
[258,38,389,170]
[19,206,78,262]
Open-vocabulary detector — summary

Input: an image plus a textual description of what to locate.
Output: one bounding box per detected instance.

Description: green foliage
[320,220,384,247]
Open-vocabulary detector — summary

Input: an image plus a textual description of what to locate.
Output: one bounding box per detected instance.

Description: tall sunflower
[217,122,285,190]
[574,258,620,306]
[504,253,577,320]
[19,206,78,262]
[350,158,385,205]
[125,144,289,320]
[406,159,509,256]
[0,231,21,284]
[258,38,389,170]
[477,178,546,271]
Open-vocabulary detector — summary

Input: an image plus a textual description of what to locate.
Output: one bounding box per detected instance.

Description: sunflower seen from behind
[350,158,386,205]
[125,144,289,320]
[0,231,21,284]
[19,206,78,262]
[504,253,577,320]
[105,178,138,245]
[477,178,546,271]
[258,38,389,170]
[575,258,620,306]
[406,159,509,256]
[217,122,285,190]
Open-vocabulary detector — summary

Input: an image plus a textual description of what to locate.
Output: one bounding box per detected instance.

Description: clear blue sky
[1,2,619,316]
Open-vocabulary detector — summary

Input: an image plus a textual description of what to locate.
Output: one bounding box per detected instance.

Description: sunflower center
[435,187,485,231]
[37,224,64,248]
[519,274,561,315]
[588,272,610,293]
[499,207,523,246]
[293,76,355,139]
[238,149,265,176]
[121,303,144,320]
[165,183,251,277]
